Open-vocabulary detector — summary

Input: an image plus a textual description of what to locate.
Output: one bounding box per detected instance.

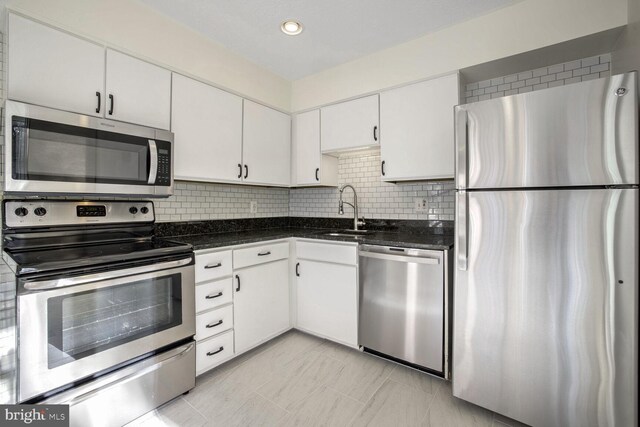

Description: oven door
[4,101,173,197]
[17,256,194,402]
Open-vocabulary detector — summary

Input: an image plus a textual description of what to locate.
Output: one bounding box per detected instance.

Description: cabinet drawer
[296,241,357,265]
[233,241,289,269]
[196,330,234,375]
[195,250,232,283]
[195,305,234,341]
[196,277,233,313]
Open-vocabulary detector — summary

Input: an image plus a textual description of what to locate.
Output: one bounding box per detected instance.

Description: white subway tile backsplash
[289,151,455,221]
[464,54,611,104]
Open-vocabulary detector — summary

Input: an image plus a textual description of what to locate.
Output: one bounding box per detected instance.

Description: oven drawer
[195,277,233,313]
[196,330,234,375]
[195,250,233,283]
[234,241,289,269]
[195,305,234,341]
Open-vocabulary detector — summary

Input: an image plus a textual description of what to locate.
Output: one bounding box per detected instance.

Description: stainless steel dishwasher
[358,244,452,378]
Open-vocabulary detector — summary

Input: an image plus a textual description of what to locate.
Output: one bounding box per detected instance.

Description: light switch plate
[250,201,258,213]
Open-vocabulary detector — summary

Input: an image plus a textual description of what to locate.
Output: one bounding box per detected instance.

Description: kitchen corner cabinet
[292,110,338,186]
[104,49,171,130]
[7,13,105,118]
[380,73,459,181]
[7,14,171,130]
[172,73,243,183]
[242,100,291,186]
[295,241,358,347]
[321,94,379,153]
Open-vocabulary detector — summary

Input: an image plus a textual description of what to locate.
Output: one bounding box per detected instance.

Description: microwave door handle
[148,139,158,185]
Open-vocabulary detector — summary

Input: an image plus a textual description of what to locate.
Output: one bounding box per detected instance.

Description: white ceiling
[139,0,516,80]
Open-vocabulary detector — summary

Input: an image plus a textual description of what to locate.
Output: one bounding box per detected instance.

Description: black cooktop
[5,238,192,276]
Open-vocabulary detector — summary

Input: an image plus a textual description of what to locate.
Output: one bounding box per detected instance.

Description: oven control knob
[129,207,138,214]
[34,207,47,217]
[14,207,29,217]
[140,207,149,214]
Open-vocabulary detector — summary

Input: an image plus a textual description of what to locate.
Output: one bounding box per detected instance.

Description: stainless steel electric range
[0,199,195,426]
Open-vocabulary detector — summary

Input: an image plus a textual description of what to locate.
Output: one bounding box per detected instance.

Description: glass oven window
[47,274,182,369]
[12,116,150,185]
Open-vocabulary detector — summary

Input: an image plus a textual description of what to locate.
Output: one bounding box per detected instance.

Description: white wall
[612,0,640,94]
[291,0,628,111]
[0,0,291,111]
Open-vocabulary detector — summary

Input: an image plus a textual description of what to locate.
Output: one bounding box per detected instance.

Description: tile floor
[128,330,527,427]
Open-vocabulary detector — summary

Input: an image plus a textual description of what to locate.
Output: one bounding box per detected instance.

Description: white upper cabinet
[242,100,291,186]
[321,94,379,153]
[105,49,172,130]
[380,73,460,181]
[172,74,243,183]
[7,13,105,117]
[292,110,338,187]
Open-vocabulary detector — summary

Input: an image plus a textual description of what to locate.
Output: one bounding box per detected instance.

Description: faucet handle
[357,216,366,227]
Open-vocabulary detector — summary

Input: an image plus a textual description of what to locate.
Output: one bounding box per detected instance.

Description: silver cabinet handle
[206,347,224,356]
[457,190,468,271]
[205,320,223,329]
[204,263,222,269]
[257,251,271,256]
[205,292,223,299]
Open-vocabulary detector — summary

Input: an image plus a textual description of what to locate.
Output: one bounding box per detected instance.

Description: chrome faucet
[338,184,366,230]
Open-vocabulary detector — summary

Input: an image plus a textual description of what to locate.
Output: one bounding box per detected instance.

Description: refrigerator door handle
[457,191,468,271]
[455,108,468,190]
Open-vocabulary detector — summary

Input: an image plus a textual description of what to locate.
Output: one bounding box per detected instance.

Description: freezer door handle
[455,108,468,190]
[457,191,468,271]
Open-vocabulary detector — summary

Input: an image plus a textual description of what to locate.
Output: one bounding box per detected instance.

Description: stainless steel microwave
[3,101,173,197]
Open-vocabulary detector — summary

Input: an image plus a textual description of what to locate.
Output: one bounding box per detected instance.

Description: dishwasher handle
[359,250,440,265]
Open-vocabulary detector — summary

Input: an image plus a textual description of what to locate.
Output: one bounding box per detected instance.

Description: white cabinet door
[7,13,105,117]
[242,100,291,186]
[292,110,339,187]
[321,94,379,152]
[172,74,243,182]
[293,110,321,185]
[380,73,459,181]
[234,260,290,353]
[105,49,171,129]
[296,260,357,347]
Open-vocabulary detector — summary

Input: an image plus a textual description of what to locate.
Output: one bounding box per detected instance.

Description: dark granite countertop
[164,226,454,251]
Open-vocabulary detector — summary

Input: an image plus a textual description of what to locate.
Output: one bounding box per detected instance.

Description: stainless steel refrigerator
[453,72,638,427]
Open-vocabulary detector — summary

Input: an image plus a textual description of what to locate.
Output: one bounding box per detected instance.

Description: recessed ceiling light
[281,20,303,36]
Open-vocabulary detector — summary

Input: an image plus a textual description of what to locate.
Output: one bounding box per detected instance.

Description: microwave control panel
[155,140,172,186]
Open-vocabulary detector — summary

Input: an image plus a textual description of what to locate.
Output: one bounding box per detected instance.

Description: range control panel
[4,200,155,228]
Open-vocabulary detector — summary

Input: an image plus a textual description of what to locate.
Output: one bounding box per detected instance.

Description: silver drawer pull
[257,251,271,256]
[205,320,223,329]
[206,346,224,356]
[205,292,223,300]
[204,262,222,269]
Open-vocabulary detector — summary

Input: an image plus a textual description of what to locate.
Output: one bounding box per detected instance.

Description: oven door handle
[23,257,192,291]
[148,139,158,185]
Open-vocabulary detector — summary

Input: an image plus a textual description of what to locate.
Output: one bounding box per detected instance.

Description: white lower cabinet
[194,239,359,375]
[295,240,358,347]
[234,259,290,353]
[194,250,235,375]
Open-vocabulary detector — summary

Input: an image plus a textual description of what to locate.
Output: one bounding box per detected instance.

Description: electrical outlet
[250,201,258,213]
[414,198,428,212]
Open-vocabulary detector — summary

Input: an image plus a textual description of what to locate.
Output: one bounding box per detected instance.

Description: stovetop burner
[2,200,193,277]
